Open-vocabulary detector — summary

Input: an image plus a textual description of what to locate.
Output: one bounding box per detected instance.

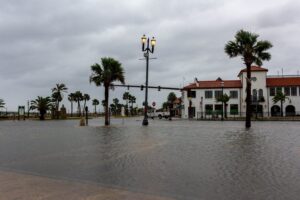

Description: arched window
[252,89,257,102]
[258,89,264,101]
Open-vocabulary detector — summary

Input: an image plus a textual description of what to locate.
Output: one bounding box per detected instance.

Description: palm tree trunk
[104,85,109,125]
[71,101,73,117]
[57,101,60,119]
[83,100,86,115]
[281,100,283,117]
[94,105,96,114]
[77,101,81,117]
[40,110,45,120]
[245,63,252,128]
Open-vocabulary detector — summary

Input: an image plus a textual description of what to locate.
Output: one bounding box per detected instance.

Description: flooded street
[0,118,300,199]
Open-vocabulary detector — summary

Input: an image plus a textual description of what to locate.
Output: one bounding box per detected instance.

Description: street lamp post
[141,34,156,126]
[221,81,224,121]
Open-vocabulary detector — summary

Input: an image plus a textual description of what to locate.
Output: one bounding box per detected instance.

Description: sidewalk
[0,170,174,200]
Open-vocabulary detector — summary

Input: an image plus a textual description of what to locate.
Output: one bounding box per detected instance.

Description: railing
[196,111,300,120]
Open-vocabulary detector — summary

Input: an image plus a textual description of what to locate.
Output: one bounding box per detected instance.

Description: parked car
[148,110,170,119]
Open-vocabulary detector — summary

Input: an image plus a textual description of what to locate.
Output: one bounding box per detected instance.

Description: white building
[182,66,300,119]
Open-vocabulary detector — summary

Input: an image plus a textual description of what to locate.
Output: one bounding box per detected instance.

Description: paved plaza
[0,118,300,199]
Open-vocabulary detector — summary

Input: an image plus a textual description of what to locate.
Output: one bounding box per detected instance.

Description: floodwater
[0,118,300,200]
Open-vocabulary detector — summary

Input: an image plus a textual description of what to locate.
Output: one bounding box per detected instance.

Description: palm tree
[273,91,289,117]
[82,93,90,114]
[52,83,68,119]
[113,98,120,115]
[90,57,125,125]
[0,99,5,109]
[30,96,52,120]
[123,92,130,116]
[92,99,99,114]
[73,91,83,116]
[225,30,272,128]
[167,92,177,117]
[128,95,136,115]
[101,99,106,111]
[216,94,230,118]
[68,93,75,117]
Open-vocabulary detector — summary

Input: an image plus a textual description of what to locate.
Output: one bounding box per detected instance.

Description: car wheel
[158,115,162,119]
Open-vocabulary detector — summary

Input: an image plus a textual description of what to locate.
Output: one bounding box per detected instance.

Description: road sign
[152,102,156,107]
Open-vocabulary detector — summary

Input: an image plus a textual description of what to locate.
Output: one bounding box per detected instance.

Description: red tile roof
[266,77,300,87]
[238,66,268,76]
[183,80,242,90]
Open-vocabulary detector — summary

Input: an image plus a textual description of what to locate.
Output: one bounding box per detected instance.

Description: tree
[123,92,130,116]
[68,93,75,117]
[73,91,83,116]
[167,92,177,117]
[272,91,289,117]
[113,98,120,115]
[0,99,5,109]
[128,95,136,115]
[82,93,90,114]
[92,99,99,114]
[167,92,177,103]
[52,83,68,119]
[162,102,169,110]
[225,30,272,128]
[90,57,125,125]
[216,94,230,118]
[30,96,52,120]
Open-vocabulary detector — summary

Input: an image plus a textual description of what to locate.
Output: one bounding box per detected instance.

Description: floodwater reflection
[0,118,299,199]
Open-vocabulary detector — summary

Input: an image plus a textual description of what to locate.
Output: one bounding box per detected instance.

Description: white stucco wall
[182,88,241,119]
[239,71,268,116]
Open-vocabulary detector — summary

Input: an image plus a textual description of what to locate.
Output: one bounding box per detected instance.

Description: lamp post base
[142,118,148,126]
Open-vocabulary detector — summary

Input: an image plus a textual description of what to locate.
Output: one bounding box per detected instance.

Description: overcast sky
[1,0,300,111]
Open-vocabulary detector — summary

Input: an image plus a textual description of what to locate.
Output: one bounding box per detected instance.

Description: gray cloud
[1,0,300,111]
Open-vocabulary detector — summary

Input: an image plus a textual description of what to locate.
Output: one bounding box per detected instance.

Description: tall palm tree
[0,98,5,109]
[225,30,272,128]
[82,93,90,114]
[92,99,99,114]
[123,92,130,116]
[68,93,75,117]
[216,93,230,118]
[30,96,52,120]
[90,57,125,125]
[52,83,68,119]
[273,91,289,117]
[101,99,106,110]
[73,91,83,116]
[128,95,136,115]
[167,92,177,117]
[113,98,120,115]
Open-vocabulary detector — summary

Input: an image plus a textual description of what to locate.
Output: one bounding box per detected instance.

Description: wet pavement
[0,118,300,199]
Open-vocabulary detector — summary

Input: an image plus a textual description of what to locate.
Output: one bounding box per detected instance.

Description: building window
[258,89,264,102]
[291,86,297,96]
[214,104,223,114]
[252,89,257,102]
[284,87,290,96]
[187,90,196,98]
[230,104,238,115]
[215,90,222,99]
[276,87,282,93]
[205,91,213,99]
[205,104,213,115]
[230,91,238,99]
[270,87,275,96]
